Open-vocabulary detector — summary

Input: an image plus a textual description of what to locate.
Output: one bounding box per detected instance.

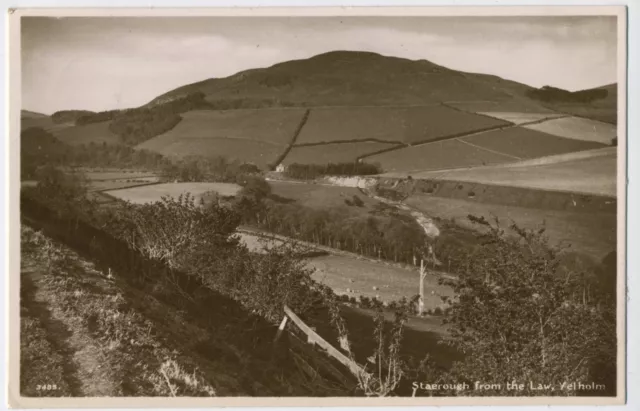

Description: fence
[275,305,366,379]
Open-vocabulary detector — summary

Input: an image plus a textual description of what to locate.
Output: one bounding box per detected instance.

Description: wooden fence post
[273,315,289,344]
[418,259,426,315]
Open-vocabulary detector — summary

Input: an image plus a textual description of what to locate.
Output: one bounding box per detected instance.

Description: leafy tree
[434,217,616,396]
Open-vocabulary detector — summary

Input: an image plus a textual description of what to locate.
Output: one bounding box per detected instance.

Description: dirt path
[21,260,122,396]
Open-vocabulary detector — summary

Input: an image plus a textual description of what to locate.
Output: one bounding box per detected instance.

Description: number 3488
[36,384,58,391]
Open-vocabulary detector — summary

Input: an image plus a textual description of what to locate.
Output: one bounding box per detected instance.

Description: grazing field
[138,137,286,169]
[365,139,515,173]
[269,181,378,210]
[295,105,509,145]
[524,116,617,144]
[459,127,607,159]
[237,233,453,308]
[477,112,565,125]
[147,109,306,145]
[105,182,241,204]
[51,121,121,146]
[406,194,616,259]
[283,141,400,165]
[405,148,617,197]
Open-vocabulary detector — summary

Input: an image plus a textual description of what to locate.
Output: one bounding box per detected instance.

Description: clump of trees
[160,155,261,183]
[284,162,382,180]
[527,85,608,104]
[109,92,210,146]
[51,110,95,124]
[20,127,171,177]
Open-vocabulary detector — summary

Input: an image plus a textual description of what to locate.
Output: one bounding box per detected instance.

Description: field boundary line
[293,139,405,147]
[270,109,311,170]
[454,137,522,160]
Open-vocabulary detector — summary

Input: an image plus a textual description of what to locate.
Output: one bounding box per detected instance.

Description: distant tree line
[284,162,382,180]
[527,85,608,104]
[20,127,170,179]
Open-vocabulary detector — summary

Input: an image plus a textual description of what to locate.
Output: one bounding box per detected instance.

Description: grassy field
[88,178,160,192]
[105,182,241,204]
[269,181,378,210]
[405,194,616,260]
[406,148,617,197]
[237,232,453,309]
[50,121,121,146]
[477,112,565,125]
[524,116,617,144]
[365,139,515,173]
[459,127,607,160]
[148,109,306,145]
[295,105,509,145]
[138,137,286,168]
[283,141,400,165]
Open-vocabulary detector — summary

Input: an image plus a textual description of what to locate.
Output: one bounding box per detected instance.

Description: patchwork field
[138,138,287,168]
[365,139,515,173]
[282,141,400,165]
[459,127,607,159]
[477,112,565,125]
[524,116,617,144]
[51,121,121,146]
[406,194,616,259]
[149,109,306,145]
[295,105,509,145]
[404,148,617,197]
[104,182,242,204]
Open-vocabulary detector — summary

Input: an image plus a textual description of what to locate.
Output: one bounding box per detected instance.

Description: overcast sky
[22,16,618,114]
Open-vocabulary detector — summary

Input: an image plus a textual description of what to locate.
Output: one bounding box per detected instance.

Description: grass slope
[149,109,307,145]
[404,148,617,197]
[50,121,121,146]
[104,182,241,204]
[524,116,617,145]
[366,139,515,173]
[459,127,607,159]
[283,142,400,165]
[148,51,551,110]
[138,137,286,168]
[295,105,509,145]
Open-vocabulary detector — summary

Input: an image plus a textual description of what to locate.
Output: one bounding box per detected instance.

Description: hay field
[51,121,121,146]
[105,182,241,204]
[295,105,508,145]
[524,116,617,144]
[365,139,515,173]
[283,141,400,165]
[460,127,606,159]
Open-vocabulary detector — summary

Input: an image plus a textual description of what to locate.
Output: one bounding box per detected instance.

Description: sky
[21,15,618,114]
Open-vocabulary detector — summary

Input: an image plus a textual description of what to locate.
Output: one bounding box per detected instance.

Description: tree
[434,217,616,396]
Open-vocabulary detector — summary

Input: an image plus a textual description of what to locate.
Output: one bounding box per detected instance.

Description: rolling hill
[148,50,570,112]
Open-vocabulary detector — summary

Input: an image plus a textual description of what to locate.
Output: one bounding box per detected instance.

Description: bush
[352,195,365,207]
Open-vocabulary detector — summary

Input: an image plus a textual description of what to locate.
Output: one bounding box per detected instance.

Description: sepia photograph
[7,6,627,408]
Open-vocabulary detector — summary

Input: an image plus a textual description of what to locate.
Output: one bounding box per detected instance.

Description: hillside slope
[148,51,558,111]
